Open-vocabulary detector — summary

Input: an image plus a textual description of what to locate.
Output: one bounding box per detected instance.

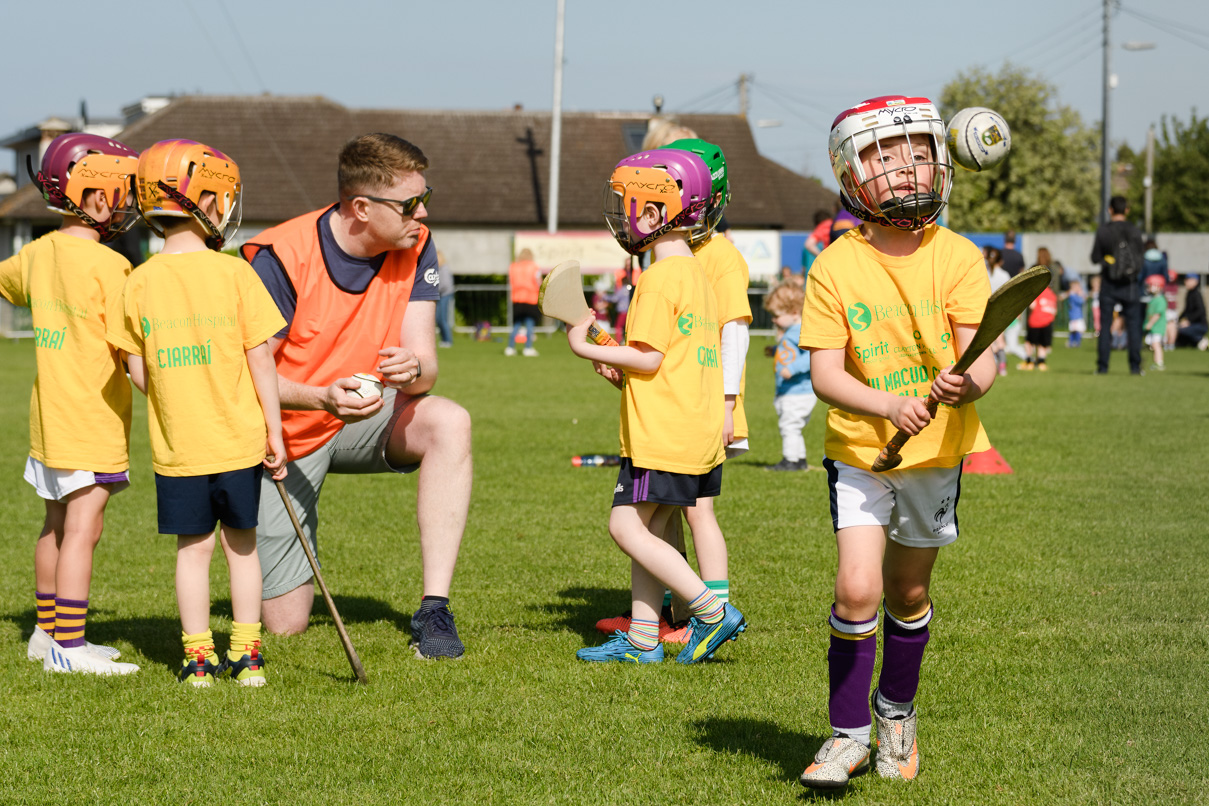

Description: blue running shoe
[675,603,746,664]
[410,603,465,659]
[576,632,664,663]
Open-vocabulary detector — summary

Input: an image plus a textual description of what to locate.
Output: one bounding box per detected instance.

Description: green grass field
[1,334,1206,805]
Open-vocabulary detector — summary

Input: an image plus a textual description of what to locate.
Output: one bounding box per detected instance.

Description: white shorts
[1068,318,1086,333]
[24,457,130,502]
[824,458,962,548]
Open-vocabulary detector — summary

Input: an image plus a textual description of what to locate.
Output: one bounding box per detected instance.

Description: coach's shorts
[824,458,963,548]
[612,458,723,508]
[24,457,130,501]
[155,465,263,535]
[257,389,425,599]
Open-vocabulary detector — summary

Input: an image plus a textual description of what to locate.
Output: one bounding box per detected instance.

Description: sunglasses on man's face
[354,186,433,216]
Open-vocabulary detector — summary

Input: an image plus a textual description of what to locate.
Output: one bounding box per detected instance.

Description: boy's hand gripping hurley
[538,260,619,347]
[871,265,1051,472]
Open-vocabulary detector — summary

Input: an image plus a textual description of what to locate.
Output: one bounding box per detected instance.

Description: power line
[749,82,832,134]
[1120,5,1209,53]
[671,82,739,114]
[1029,25,1103,76]
[1120,2,1209,41]
[1044,38,1104,79]
[997,2,1102,66]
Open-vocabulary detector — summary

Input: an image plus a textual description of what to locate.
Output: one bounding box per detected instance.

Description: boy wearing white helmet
[797,96,996,788]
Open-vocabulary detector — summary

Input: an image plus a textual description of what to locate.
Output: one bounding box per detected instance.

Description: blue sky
[3,0,1204,183]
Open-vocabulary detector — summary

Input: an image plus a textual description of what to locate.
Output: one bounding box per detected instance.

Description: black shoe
[765,459,808,471]
[410,603,465,659]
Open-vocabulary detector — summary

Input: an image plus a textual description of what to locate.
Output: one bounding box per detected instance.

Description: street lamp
[1100,0,1156,225]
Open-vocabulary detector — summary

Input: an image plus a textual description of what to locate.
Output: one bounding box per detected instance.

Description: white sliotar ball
[349,372,384,399]
[947,107,1011,171]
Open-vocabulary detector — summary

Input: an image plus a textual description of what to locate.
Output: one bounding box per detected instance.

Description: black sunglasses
[353,186,433,216]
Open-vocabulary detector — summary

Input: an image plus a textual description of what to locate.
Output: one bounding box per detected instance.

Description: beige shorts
[257,389,424,599]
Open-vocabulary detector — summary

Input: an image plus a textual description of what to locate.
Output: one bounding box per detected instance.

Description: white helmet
[828,95,953,231]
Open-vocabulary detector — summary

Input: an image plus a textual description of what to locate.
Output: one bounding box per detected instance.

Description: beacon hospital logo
[847,303,872,332]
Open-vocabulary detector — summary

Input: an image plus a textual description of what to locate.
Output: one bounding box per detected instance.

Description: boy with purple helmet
[568,148,746,664]
[0,132,143,675]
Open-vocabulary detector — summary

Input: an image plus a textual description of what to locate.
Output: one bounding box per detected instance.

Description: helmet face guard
[137,140,242,250]
[661,138,730,247]
[30,133,140,242]
[603,149,711,255]
[828,96,953,231]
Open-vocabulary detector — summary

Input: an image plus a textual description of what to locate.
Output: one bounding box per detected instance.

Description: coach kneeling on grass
[241,133,471,658]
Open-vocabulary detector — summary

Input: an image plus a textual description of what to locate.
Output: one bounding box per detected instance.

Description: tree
[940,65,1100,233]
[1126,112,1209,233]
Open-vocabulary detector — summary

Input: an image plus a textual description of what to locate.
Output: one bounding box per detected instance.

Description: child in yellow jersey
[797,97,995,789]
[1,133,143,676]
[107,140,286,687]
[568,148,746,665]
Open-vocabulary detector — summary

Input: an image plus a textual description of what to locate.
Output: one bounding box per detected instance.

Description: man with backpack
[1091,196,1146,375]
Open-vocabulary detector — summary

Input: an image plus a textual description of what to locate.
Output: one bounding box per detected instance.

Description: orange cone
[963,446,1013,474]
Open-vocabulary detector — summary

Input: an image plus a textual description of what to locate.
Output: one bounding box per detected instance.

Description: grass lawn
[0,333,1206,805]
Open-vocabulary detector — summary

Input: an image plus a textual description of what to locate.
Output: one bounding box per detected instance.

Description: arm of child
[126,354,148,395]
[246,340,288,481]
[810,347,932,435]
[720,319,749,445]
[567,314,663,375]
[930,323,996,406]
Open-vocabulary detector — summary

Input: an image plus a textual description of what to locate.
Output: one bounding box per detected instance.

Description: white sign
[728,230,781,279]
[514,230,630,273]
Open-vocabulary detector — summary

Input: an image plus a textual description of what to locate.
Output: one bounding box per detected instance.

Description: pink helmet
[603,149,712,254]
[30,132,140,241]
[828,95,953,231]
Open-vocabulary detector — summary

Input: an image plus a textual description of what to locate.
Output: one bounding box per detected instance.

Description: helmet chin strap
[626,199,708,255]
[156,181,226,250]
[879,192,943,220]
[27,155,117,242]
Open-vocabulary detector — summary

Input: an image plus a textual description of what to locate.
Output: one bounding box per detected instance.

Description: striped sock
[828,605,878,742]
[54,596,88,649]
[687,588,725,625]
[229,621,262,659]
[705,579,729,605]
[627,618,660,651]
[182,630,219,665]
[36,591,56,638]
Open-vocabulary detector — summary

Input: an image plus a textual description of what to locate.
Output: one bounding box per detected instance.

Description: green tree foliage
[940,65,1100,233]
[1126,112,1209,233]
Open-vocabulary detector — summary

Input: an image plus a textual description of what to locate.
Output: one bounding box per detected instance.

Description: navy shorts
[612,458,722,508]
[155,465,264,535]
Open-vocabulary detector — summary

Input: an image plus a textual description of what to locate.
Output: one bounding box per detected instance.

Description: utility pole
[547,0,565,234]
[1144,124,1155,236]
[1100,0,1112,226]
[738,73,750,117]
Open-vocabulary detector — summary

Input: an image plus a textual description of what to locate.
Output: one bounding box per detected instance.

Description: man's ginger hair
[338,133,429,198]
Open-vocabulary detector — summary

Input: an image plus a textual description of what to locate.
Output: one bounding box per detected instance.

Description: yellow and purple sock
[229,621,263,659]
[828,605,878,742]
[704,579,729,605]
[54,596,88,649]
[182,629,219,665]
[687,588,725,625]
[36,591,56,637]
[877,601,932,710]
[626,618,660,651]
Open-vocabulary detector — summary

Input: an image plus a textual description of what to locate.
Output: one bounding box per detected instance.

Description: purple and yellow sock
[627,618,660,651]
[705,579,729,605]
[36,591,56,637]
[828,605,878,741]
[877,601,932,709]
[229,621,262,659]
[54,596,88,649]
[687,588,724,625]
[182,630,220,665]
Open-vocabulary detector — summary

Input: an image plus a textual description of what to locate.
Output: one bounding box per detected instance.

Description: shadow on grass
[536,586,630,643]
[692,716,839,796]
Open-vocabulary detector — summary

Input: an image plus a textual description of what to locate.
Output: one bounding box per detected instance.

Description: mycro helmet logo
[847,303,872,332]
[678,314,694,335]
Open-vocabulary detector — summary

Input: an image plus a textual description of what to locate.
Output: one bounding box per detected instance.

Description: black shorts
[512,302,541,322]
[612,458,722,508]
[155,465,264,535]
[1026,325,1054,347]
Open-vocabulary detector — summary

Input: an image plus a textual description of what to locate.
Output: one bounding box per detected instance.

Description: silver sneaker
[799,736,870,789]
[874,707,920,780]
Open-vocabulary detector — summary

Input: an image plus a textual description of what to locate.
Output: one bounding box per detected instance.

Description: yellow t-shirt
[107,252,286,476]
[693,233,752,441]
[620,254,724,474]
[799,225,991,470]
[0,231,132,472]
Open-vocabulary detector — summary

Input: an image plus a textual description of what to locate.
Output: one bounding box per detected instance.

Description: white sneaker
[27,626,121,662]
[503,347,517,356]
[799,736,870,789]
[44,640,139,676]
[874,704,920,780]
[522,347,539,357]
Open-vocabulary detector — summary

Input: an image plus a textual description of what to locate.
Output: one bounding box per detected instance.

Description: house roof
[0,95,834,229]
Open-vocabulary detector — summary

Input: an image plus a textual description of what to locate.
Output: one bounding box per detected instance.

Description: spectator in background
[1001,230,1025,277]
[1140,238,1168,291]
[829,201,860,244]
[763,283,816,471]
[436,250,455,348]
[984,246,1010,374]
[611,259,641,337]
[1091,196,1145,374]
[1174,274,1208,350]
[803,209,833,273]
[1066,277,1086,348]
[505,248,542,357]
[1143,274,1167,370]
